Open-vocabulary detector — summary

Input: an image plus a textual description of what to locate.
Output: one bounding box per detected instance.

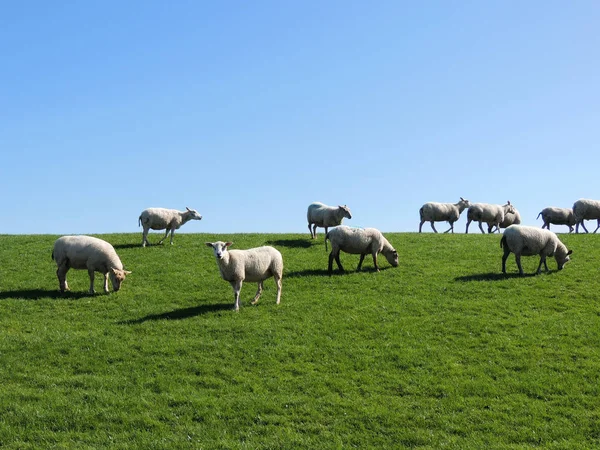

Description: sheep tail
[138,215,142,227]
[325,231,330,252]
[500,235,506,249]
[419,207,424,220]
[51,250,54,260]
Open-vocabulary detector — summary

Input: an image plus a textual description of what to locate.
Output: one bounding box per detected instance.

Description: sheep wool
[326,225,398,274]
[52,235,131,294]
[306,202,352,247]
[572,199,600,233]
[500,225,572,276]
[537,207,575,233]
[419,197,470,233]
[206,241,283,311]
[466,201,515,234]
[139,207,202,247]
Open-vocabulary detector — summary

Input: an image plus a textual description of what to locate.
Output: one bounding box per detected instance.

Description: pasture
[0,232,599,448]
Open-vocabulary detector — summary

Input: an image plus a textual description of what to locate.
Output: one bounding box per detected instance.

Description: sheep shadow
[285,269,330,278]
[119,302,233,324]
[265,239,312,249]
[112,243,142,250]
[455,272,538,282]
[0,289,91,300]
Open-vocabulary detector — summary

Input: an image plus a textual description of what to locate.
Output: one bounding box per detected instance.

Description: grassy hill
[0,232,599,448]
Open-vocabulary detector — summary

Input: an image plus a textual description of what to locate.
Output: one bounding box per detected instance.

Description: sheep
[52,235,131,294]
[138,207,202,247]
[307,202,352,249]
[537,207,576,233]
[206,241,283,311]
[418,197,470,233]
[465,201,515,234]
[325,225,398,274]
[488,207,521,233]
[573,199,600,233]
[500,225,572,276]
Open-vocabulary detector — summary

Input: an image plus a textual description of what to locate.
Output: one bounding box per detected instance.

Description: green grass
[0,232,599,449]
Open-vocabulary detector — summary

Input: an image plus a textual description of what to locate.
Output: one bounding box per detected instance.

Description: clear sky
[1,1,599,235]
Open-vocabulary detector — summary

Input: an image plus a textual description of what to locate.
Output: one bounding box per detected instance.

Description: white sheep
[488,207,521,233]
[325,225,398,274]
[465,201,515,234]
[138,207,202,247]
[500,225,572,275]
[418,197,470,233]
[206,241,283,311]
[52,235,131,294]
[537,207,575,233]
[306,202,352,248]
[572,199,600,233]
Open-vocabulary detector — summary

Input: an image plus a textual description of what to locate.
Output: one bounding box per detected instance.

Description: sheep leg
[251,281,263,305]
[418,221,424,233]
[102,272,110,293]
[430,221,438,233]
[594,220,600,233]
[169,228,176,245]
[274,276,282,305]
[578,221,589,233]
[157,228,171,244]
[308,223,314,238]
[328,251,344,274]
[88,270,96,294]
[357,254,366,271]
[142,226,150,247]
[478,221,486,234]
[501,248,511,274]
[536,256,548,274]
[515,255,524,276]
[312,224,318,239]
[372,252,380,272]
[57,265,70,293]
[465,220,471,234]
[443,222,453,233]
[230,280,243,311]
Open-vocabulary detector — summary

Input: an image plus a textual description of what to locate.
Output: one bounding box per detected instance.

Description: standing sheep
[572,199,600,233]
[52,235,131,294]
[307,202,352,248]
[500,225,572,275]
[206,241,283,311]
[418,197,470,233]
[537,207,576,233]
[139,207,202,247]
[465,201,515,234]
[325,226,398,274]
[488,207,521,233]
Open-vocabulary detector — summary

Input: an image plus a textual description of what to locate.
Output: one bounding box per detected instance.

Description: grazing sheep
[465,201,515,234]
[52,235,131,294]
[419,197,470,233]
[307,202,352,249]
[500,225,572,276]
[488,207,521,233]
[537,207,576,233]
[325,226,398,274]
[206,241,283,311]
[139,207,202,247]
[573,199,600,233]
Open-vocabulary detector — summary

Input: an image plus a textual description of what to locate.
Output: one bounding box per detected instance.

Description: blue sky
[1,1,599,235]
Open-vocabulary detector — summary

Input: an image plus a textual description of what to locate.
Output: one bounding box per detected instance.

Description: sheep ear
[124,270,132,275]
[225,242,233,247]
[567,249,573,255]
[205,242,214,248]
[460,197,464,201]
[186,207,191,211]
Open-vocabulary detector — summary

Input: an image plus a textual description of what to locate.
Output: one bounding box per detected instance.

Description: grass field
[0,231,599,449]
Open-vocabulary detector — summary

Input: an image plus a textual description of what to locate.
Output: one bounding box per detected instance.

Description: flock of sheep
[49,198,600,310]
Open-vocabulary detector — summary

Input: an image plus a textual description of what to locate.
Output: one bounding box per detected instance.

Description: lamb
[325,225,399,274]
[537,207,576,233]
[307,202,352,248]
[500,225,572,275]
[206,241,283,311]
[572,199,600,233]
[465,201,515,234]
[52,235,131,294]
[488,207,521,233]
[418,197,470,233]
[138,207,202,247]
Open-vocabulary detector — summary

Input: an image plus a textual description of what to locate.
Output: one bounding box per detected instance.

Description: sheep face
[206,241,232,259]
[556,249,573,270]
[109,268,131,292]
[504,201,515,215]
[339,205,352,220]
[459,197,470,209]
[186,207,203,221]
[384,249,399,267]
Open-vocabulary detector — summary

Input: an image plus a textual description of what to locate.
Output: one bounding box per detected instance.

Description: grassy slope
[0,232,598,449]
